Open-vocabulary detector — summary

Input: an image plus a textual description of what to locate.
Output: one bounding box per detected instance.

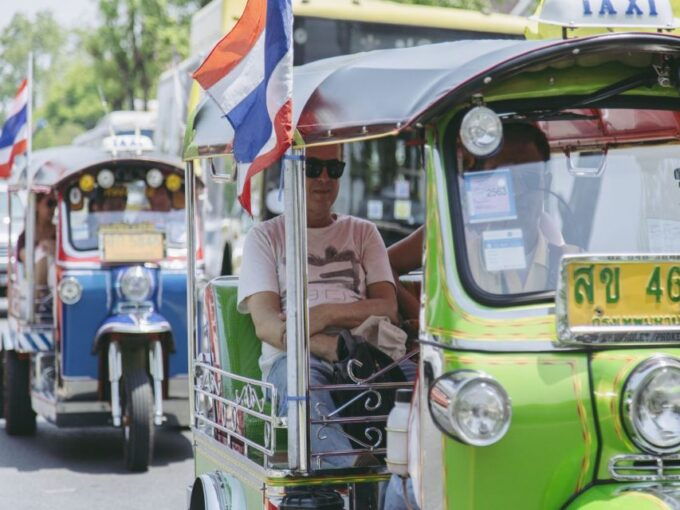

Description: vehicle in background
[160,0,528,277]
[73,110,157,154]
[183,0,680,508]
[2,145,196,472]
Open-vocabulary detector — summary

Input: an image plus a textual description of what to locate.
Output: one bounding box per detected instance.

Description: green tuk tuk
[182,1,680,508]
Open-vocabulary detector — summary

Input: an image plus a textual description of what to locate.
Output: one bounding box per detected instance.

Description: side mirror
[565,147,607,177]
[206,156,237,183]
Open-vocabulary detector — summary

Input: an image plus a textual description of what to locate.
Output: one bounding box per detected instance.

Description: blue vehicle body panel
[158,270,188,377]
[60,270,110,378]
[60,266,188,379]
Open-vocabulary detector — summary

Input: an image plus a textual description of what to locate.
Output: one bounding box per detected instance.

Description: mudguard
[92,312,172,353]
[189,471,247,510]
[565,483,680,509]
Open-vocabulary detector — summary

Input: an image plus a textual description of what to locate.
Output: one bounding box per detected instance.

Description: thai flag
[0,80,29,178]
[193,0,293,214]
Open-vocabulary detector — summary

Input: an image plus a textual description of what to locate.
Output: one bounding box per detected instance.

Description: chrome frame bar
[150,340,164,426]
[185,160,197,429]
[285,148,310,473]
[193,361,284,459]
[25,192,36,323]
[108,341,122,427]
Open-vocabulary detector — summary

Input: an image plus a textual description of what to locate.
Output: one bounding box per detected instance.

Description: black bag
[330,330,406,451]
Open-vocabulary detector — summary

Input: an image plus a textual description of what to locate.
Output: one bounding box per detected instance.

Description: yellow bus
[180,0,528,275]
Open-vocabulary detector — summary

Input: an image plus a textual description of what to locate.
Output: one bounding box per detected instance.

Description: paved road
[0,320,195,510]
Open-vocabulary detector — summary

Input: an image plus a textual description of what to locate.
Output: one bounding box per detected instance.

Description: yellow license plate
[102,231,165,263]
[563,257,680,341]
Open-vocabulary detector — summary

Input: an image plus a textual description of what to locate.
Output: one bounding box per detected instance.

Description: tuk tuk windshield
[66,172,186,251]
[454,108,680,298]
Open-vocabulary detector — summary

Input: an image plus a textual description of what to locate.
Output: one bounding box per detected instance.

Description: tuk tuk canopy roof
[183,33,680,160]
[15,146,183,192]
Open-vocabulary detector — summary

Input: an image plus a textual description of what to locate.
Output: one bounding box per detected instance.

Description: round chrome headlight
[623,356,680,454]
[429,370,511,446]
[58,277,82,305]
[119,266,153,302]
[460,106,503,157]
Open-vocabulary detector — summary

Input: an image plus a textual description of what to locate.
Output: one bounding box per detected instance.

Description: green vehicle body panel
[591,348,680,480]
[440,350,596,510]
[565,483,675,509]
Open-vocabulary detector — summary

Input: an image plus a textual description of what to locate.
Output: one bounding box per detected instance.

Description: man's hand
[310,333,339,362]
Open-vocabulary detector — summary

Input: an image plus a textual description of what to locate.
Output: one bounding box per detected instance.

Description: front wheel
[4,351,36,435]
[122,367,154,471]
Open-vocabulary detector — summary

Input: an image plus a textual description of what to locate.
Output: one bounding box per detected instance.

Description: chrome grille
[610,454,680,481]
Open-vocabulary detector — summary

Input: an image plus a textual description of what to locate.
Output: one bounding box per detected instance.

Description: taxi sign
[533,0,676,29]
[557,255,680,345]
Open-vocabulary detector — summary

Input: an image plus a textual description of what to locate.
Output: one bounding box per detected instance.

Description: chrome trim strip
[610,453,680,482]
[95,320,171,337]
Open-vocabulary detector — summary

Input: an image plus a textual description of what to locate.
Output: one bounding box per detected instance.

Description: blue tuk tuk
[2,145,197,471]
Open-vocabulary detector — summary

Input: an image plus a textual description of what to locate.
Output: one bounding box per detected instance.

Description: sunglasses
[305,158,346,179]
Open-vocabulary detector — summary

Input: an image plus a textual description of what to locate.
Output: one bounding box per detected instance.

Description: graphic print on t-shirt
[307,245,363,304]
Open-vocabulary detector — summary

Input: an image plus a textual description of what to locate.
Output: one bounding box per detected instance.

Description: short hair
[501,122,550,162]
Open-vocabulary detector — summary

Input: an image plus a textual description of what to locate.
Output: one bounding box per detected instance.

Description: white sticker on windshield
[464,169,517,224]
[647,219,680,252]
[394,199,411,221]
[367,200,383,220]
[483,229,526,272]
[395,178,410,199]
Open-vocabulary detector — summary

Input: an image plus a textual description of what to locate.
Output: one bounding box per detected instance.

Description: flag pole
[25,51,36,323]
[27,51,33,174]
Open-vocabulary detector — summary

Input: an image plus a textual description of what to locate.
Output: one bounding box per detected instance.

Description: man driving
[237,143,398,468]
[463,122,579,295]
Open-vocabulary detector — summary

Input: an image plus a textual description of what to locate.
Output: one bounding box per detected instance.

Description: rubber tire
[3,351,36,435]
[122,368,154,472]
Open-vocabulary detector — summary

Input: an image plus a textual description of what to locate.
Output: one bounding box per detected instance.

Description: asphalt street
[0,319,195,510]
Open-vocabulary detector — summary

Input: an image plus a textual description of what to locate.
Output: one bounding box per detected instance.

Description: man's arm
[246,292,286,350]
[247,292,342,362]
[308,281,398,335]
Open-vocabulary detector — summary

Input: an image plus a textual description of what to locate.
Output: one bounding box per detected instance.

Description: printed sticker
[394,200,411,221]
[395,178,410,199]
[482,229,526,272]
[647,219,680,252]
[367,199,383,220]
[464,169,517,224]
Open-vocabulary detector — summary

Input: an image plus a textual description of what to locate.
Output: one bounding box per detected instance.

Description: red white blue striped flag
[0,80,29,178]
[193,0,293,214]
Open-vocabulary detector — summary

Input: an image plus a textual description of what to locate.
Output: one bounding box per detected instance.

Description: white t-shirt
[237,214,394,380]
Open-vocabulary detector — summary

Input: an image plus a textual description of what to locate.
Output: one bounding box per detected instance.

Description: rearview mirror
[565,147,607,177]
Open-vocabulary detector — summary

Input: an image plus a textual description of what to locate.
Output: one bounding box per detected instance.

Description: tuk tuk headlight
[623,356,680,454]
[58,277,82,305]
[429,370,511,446]
[460,106,503,157]
[119,266,154,302]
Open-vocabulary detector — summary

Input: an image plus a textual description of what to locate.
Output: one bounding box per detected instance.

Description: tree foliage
[85,0,207,111]
[0,12,67,121]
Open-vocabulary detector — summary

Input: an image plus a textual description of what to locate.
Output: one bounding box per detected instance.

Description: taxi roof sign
[532,0,677,29]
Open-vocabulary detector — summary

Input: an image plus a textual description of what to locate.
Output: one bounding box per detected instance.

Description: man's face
[305,144,342,216]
